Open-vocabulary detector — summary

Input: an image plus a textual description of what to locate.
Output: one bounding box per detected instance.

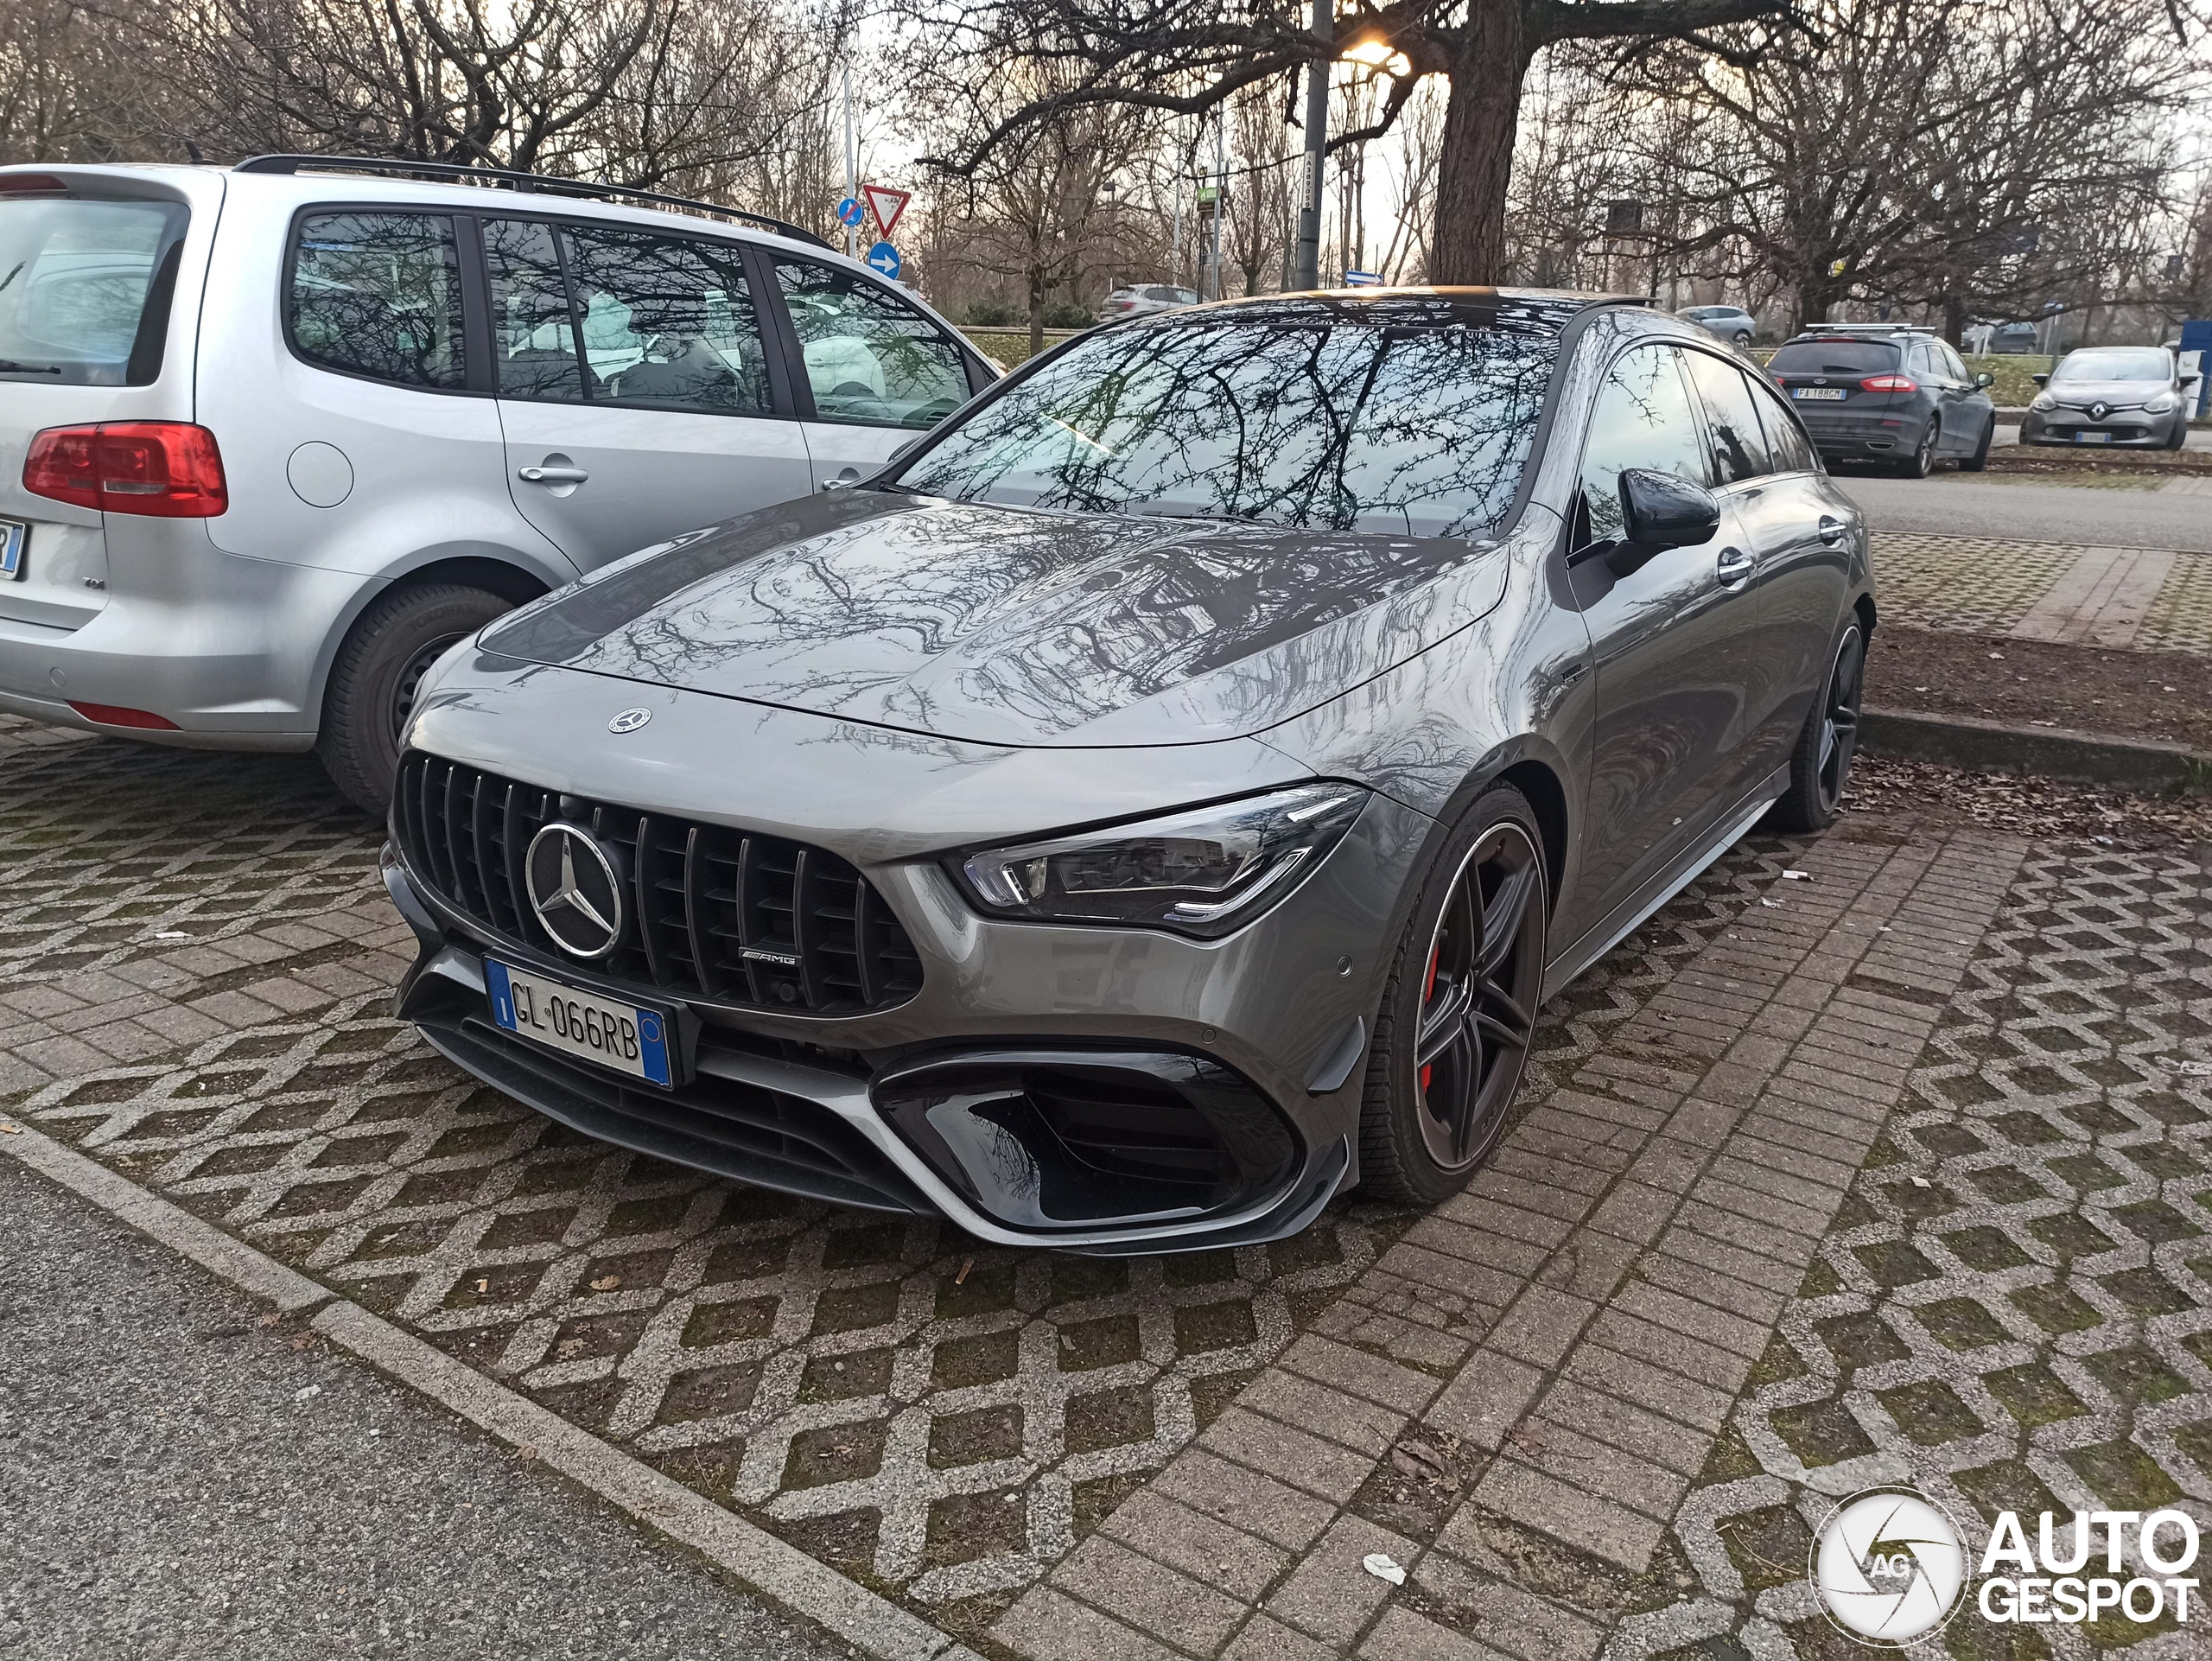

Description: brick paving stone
[1055,1535,1248,1654]
[1221,1613,1339,1661]
[993,1587,1181,1661]
[1100,1491,1288,1603]
[1262,1512,1417,1646]
[1357,1605,1509,1661]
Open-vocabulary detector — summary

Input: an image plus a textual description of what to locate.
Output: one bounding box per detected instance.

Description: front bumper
[378,711,1416,1250]
[2020,409,2174,448]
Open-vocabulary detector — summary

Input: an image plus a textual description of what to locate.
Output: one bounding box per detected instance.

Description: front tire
[1960,416,1993,471]
[1772,621,1866,833]
[1358,785,1548,1206]
[317,583,512,814]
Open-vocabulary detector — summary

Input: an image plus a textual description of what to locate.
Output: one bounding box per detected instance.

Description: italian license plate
[486,958,674,1085]
[0,519,24,580]
[1793,387,1846,401]
[2075,431,2112,443]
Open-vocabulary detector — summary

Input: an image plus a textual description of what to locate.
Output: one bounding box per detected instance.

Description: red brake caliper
[1421,944,1440,1092]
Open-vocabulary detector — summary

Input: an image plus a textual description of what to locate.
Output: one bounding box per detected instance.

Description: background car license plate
[2075,431,2112,443]
[1792,387,1846,401]
[486,958,673,1085]
[0,519,24,580]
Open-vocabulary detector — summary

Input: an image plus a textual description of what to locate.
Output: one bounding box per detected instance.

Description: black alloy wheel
[1359,786,1548,1205]
[391,632,467,744]
[1773,621,1866,832]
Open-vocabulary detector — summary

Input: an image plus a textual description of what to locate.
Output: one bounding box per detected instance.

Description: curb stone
[0,1120,978,1661]
[1859,705,2212,794]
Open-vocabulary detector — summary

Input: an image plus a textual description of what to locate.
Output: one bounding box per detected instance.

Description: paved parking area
[2,713,2207,1658]
[1872,533,2212,653]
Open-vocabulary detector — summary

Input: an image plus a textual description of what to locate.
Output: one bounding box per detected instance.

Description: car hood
[2046,379,2172,406]
[480,488,1522,749]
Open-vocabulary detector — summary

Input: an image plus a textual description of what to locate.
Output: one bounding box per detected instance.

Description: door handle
[1715,544,1755,587]
[518,465,589,485]
[819,467,862,493]
[1817,516,1848,545]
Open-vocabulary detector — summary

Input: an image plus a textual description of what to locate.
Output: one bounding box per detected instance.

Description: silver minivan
[0,156,995,808]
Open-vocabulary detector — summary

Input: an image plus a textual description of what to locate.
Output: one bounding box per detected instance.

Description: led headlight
[2144,392,2177,414]
[2030,392,2056,412]
[957,783,1369,939]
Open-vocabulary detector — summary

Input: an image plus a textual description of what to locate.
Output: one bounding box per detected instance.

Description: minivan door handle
[1817,516,1848,545]
[1715,544,1755,587]
[518,465,590,485]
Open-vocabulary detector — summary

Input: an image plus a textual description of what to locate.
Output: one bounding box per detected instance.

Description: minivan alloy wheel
[391,633,467,743]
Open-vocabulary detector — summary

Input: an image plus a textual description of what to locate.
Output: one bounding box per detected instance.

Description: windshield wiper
[0,359,61,374]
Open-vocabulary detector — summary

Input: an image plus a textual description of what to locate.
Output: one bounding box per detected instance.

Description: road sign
[861,184,911,238]
[835,196,863,227]
[866,241,901,280]
[1343,269,1382,287]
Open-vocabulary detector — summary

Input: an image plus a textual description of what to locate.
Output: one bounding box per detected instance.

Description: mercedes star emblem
[608,707,652,734]
[525,823,625,958]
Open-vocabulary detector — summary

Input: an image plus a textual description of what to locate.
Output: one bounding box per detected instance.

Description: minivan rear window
[0,195,188,385]
[1767,340,1898,376]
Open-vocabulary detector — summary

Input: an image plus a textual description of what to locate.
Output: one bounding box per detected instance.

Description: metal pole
[843,63,857,261]
[1211,111,1228,300]
[1291,0,1331,290]
[1171,124,1183,285]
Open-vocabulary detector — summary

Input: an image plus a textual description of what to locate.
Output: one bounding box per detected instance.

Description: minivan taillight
[23,423,228,518]
[1859,374,1916,393]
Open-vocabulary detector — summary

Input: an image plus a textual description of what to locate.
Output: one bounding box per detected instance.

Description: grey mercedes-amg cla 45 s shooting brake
[383,289,1873,1254]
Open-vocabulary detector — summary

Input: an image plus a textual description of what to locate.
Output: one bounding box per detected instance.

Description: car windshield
[1767,340,1898,376]
[893,313,1558,537]
[0,194,189,385]
[2053,348,2170,384]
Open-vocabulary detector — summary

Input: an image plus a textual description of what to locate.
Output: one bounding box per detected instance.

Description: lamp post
[1291,0,1331,290]
[842,63,857,261]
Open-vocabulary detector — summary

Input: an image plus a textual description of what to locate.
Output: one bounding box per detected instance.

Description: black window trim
[1674,340,1774,491]
[279,201,486,398]
[1567,335,1712,554]
[468,204,804,422]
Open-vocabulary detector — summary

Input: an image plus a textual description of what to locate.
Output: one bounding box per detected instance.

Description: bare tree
[891,0,1800,284]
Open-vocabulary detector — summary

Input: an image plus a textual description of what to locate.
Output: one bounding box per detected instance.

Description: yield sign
[862,184,910,238]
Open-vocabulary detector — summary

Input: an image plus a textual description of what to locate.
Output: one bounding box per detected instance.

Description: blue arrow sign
[836,196,863,227]
[1343,269,1382,287]
[866,240,901,280]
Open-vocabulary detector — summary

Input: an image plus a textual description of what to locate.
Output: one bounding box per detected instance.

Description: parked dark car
[1676,303,1758,347]
[1987,321,2041,355]
[2023,346,2197,449]
[383,289,1873,1251]
[1765,328,1997,476]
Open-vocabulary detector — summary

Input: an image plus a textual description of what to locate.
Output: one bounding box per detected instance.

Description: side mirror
[2031,372,2049,387]
[1619,468,1721,550]
[1974,372,1995,389]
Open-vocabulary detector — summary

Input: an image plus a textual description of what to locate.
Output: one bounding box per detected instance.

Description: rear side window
[0,194,189,386]
[485,219,584,401]
[561,225,772,413]
[1579,345,1709,544]
[1767,340,1897,376]
[1682,349,1771,484]
[772,257,971,428]
[289,212,467,389]
[1745,379,1816,474]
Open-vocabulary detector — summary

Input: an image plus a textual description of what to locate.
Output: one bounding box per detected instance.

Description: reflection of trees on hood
[489,298,1573,741]
[904,294,1569,539]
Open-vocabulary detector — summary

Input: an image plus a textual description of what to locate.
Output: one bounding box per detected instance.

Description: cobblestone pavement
[3,712,2207,1658]
[1873,533,2212,652]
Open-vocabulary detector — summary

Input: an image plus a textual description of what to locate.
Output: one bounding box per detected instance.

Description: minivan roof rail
[234,155,830,249]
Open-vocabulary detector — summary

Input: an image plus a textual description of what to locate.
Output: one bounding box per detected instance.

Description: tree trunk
[1027,264,1046,356]
[1942,291,1968,348]
[1430,3,1533,285]
[1792,272,1838,334]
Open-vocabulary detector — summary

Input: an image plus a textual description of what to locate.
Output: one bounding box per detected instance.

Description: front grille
[395,752,924,1015]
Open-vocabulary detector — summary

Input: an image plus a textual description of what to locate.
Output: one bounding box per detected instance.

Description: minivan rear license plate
[486,958,674,1086]
[0,519,24,580]
[1792,387,1846,401]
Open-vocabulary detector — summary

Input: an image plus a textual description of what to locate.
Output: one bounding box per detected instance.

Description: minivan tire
[1358,783,1548,1206]
[317,583,512,814]
[1897,420,1938,478]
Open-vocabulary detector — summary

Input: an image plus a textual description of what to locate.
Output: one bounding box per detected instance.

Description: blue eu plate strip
[486,958,518,1030]
[0,521,24,580]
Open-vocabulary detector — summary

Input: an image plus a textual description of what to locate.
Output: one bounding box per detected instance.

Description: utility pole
[1291,0,1332,290]
[1210,110,1228,300]
[842,63,857,261]
[1171,118,1183,285]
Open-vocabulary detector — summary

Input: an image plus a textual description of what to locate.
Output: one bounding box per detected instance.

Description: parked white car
[0,156,996,808]
[1097,283,1199,322]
